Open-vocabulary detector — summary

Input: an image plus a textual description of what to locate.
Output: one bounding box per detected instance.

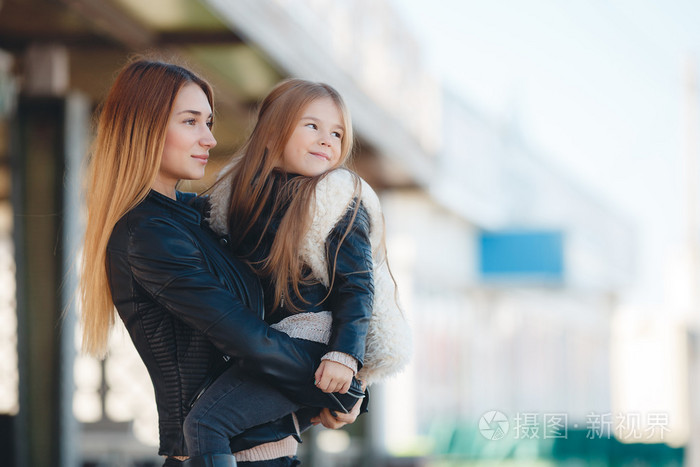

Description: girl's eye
[305,123,318,130]
[332,131,342,139]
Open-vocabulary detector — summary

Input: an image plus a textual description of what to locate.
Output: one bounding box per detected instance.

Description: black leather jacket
[106,190,325,456]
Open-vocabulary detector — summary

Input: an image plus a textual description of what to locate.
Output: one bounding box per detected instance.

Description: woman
[79,58,361,467]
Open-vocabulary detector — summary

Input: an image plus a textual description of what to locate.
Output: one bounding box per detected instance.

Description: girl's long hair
[222,79,358,312]
[80,58,214,357]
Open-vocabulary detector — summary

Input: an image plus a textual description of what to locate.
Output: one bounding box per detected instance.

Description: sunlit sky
[391,0,700,307]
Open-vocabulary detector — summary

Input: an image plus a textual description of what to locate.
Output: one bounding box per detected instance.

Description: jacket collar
[147,189,201,225]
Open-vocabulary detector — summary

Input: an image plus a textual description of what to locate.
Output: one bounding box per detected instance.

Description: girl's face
[279,97,344,177]
[152,83,216,196]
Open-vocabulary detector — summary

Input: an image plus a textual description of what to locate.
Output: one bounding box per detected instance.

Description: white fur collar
[207,167,384,267]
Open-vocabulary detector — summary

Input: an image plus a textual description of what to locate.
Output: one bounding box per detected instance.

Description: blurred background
[0,0,696,465]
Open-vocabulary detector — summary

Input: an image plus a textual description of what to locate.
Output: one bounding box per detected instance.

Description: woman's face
[279,97,344,177]
[152,83,216,196]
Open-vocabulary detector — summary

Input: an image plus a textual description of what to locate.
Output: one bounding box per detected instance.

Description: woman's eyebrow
[177,110,213,117]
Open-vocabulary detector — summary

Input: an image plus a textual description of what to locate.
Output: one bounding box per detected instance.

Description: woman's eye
[184,118,196,125]
[207,120,213,129]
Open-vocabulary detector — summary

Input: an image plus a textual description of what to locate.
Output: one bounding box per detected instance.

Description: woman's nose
[202,129,217,148]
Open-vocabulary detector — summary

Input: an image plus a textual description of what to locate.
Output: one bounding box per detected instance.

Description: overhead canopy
[0,0,430,189]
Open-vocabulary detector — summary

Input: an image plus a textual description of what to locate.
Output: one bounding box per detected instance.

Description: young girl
[80,59,360,467]
[187,79,412,461]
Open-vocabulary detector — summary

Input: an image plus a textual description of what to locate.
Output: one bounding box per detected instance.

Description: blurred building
[385,90,635,460]
[0,0,640,466]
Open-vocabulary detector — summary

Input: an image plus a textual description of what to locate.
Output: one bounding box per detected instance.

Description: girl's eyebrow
[301,115,344,130]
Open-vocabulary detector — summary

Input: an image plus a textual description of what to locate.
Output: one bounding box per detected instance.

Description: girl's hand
[310,397,362,429]
[314,360,353,394]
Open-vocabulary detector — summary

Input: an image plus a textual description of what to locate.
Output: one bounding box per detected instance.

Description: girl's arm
[322,201,374,368]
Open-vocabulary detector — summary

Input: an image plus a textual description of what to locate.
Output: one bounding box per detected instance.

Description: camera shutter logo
[479,410,509,440]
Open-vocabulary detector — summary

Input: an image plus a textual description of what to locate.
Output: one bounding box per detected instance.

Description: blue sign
[478,230,564,283]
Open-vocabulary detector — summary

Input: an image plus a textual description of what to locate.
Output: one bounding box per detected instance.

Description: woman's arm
[311,398,362,429]
[311,380,367,427]
[114,217,317,397]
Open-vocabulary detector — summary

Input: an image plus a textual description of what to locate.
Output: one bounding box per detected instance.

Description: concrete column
[12,44,84,466]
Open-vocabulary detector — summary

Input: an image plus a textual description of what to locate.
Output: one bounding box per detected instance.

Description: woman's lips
[192,155,209,164]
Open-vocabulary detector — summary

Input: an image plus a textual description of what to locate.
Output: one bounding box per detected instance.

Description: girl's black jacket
[231,171,373,367]
[106,190,322,456]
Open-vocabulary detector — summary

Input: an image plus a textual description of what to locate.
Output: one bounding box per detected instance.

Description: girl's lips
[311,152,330,161]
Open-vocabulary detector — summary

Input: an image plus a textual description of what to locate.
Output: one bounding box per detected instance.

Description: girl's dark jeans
[183,339,362,456]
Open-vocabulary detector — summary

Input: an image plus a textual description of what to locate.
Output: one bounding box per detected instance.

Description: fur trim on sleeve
[206,160,237,236]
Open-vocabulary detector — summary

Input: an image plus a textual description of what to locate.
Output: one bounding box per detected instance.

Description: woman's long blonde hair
[222,79,358,312]
[80,58,214,357]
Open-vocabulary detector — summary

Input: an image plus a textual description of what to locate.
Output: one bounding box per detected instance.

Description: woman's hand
[314,360,353,394]
[310,397,362,429]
